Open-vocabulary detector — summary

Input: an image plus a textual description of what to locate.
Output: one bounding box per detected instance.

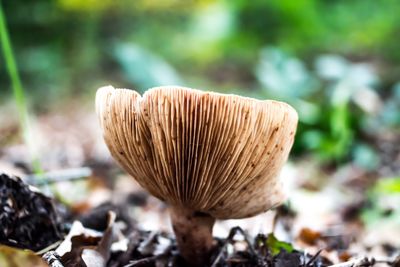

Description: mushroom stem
[170,205,216,266]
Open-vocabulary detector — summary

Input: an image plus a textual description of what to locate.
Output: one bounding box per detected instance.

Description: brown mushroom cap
[96,85,298,219]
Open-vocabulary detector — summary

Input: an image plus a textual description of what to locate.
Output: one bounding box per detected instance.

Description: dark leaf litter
[1,173,399,267]
[0,173,62,251]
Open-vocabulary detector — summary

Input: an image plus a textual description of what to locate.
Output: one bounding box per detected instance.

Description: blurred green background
[1,0,400,168]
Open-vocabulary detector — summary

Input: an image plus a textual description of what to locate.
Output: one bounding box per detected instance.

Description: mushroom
[96,85,298,266]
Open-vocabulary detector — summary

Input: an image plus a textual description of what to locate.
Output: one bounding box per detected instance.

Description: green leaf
[361,177,400,225]
[266,233,294,256]
[375,177,400,194]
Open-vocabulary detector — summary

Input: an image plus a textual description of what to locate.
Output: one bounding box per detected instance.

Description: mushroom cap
[96,86,298,219]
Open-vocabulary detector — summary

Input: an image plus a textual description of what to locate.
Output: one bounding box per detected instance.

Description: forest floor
[0,102,399,267]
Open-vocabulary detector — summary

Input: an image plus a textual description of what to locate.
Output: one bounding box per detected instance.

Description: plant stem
[0,1,41,173]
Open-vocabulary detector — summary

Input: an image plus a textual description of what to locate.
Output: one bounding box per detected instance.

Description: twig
[305,249,323,267]
[25,167,92,186]
[211,242,228,267]
[137,231,158,255]
[327,256,397,267]
[35,241,62,255]
[229,227,257,256]
[124,246,172,267]
[211,226,257,267]
[167,253,178,267]
[42,251,64,267]
[124,255,161,267]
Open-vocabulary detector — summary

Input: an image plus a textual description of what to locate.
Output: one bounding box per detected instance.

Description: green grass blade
[0,1,42,173]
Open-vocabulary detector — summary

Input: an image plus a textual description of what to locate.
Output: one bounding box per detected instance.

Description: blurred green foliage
[362,177,400,225]
[1,0,400,164]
